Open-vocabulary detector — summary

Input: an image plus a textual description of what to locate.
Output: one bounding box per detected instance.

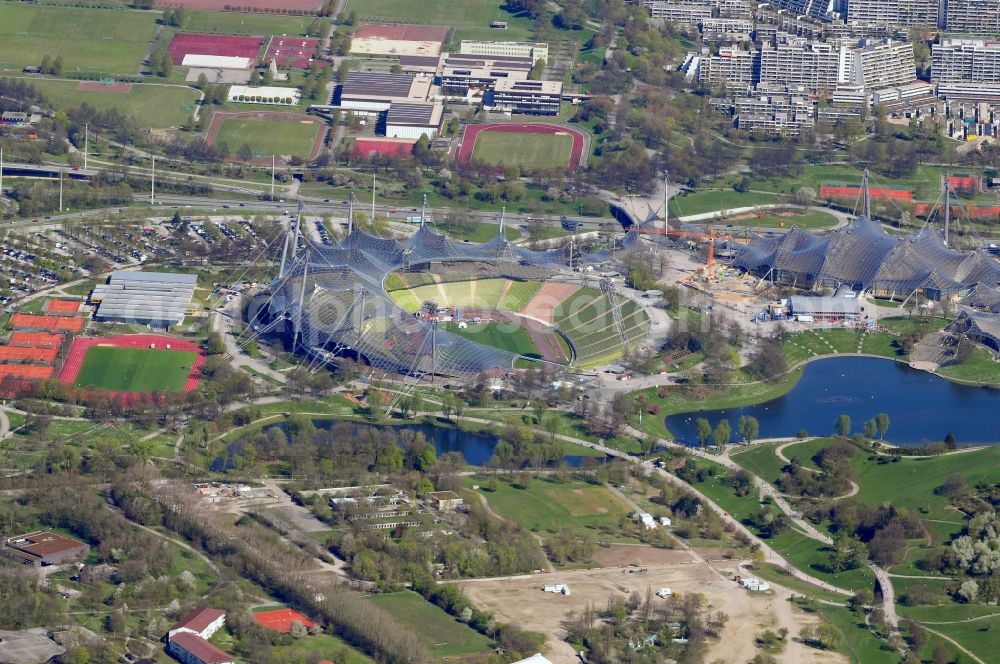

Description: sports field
[0,5,157,75]
[213,116,321,158]
[74,346,196,392]
[181,11,318,36]
[27,79,200,129]
[444,321,540,358]
[470,131,574,170]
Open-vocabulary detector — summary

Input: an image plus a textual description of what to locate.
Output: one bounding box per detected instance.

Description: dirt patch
[76,81,132,93]
[460,563,846,664]
[590,545,693,568]
[522,282,580,324]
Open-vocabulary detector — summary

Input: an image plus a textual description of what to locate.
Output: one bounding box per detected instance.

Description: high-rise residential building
[932,36,1000,83]
[642,0,714,25]
[945,0,1000,34]
[736,86,816,134]
[718,0,753,18]
[698,46,757,90]
[761,0,836,21]
[757,40,842,93]
[848,39,916,89]
[843,0,939,28]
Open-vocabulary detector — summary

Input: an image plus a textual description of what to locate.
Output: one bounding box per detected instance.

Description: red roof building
[166,632,233,664]
[169,608,226,640]
[2,531,89,566]
[253,608,316,633]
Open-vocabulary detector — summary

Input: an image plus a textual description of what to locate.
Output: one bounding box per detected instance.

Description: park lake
[666,356,1000,446]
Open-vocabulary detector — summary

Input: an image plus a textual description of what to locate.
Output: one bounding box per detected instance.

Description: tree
[863,418,877,440]
[713,419,731,446]
[834,414,851,437]
[876,413,890,439]
[737,415,759,444]
[931,643,950,664]
[944,431,957,450]
[751,547,766,569]
[695,418,712,448]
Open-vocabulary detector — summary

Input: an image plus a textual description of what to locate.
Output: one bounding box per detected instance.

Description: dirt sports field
[158,0,323,11]
[522,282,580,324]
[459,561,846,664]
[205,111,326,162]
[456,123,587,172]
[76,81,132,93]
[58,334,204,393]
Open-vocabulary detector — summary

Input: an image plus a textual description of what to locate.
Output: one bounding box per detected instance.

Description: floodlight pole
[59,167,63,212]
[291,206,302,258]
[84,123,88,171]
[944,179,951,247]
[862,167,871,220]
[271,154,275,198]
[420,193,427,227]
[150,155,155,206]
[371,171,376,222]
[348,191,355,235]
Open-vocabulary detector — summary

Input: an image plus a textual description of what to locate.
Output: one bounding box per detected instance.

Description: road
[212,299,287,384]
[0,407,10,440]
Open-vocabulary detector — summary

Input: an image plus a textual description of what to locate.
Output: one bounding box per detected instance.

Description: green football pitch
[0,5,157,75]
[214,117,321,158]
[471,131,573,170]
[443,321,540,358]
[74,346,196,392]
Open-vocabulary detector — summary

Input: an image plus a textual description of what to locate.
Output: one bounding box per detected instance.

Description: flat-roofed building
[946,0,1000,34]
[181,54,252,70]
[719,0,753,18]
[848,39,915,90]
[90,270,197,328]
[736,86,815,134]
[385,103,443,139]
[933,36,1000,84]
[489,79,563,115]
[397,55,440,74]
[2,531,89,567]
[350,23,449,57]
[439,53,533,94]
[336,72,432,113]
[642,1,713,25]
[843,0,939,28]
[759,0,835,22]
[698,45,756,92]
[459,40,548,63]
[758,40,841,93]
[701,17,753,42]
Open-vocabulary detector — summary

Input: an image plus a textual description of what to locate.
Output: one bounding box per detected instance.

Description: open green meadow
[444,321,540,358]
[213,116,320,158]
[26,79,200,129]
[0,5,156,75]
[668,190,779,218]
[724,210,839,229]
[471,132,574,171]
[74,346,195,392]
[347,0,535,44]
[368,591,493,658]
[938,346,1000,384]
[469,478,635,540]
[731,438,836,483]
[181,11,318,36]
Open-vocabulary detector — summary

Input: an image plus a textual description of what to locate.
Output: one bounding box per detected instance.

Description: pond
[212,419,605,471]
[665,356,1000,447]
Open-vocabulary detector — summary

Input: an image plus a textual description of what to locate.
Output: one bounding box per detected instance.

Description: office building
[439,52,533,94]
[459,40,548,63]
[489,79,563,115]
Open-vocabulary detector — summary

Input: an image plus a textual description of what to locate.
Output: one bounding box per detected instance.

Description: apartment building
[458,41,549,64]
[843,0,939,28]
[698,46,756,91]
[642,1,714,25]
[701,17,754,42]
[755,6,827,39]
[945,0,1000,34]
[848,39,916,90]
[718,0,753,18]
[760,0,835,22]
[735,86,816,133]
[932,36,1000,84]
[757,40,842,93]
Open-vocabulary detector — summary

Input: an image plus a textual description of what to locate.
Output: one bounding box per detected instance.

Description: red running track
[455,123,586,172]
[58,334,205,393]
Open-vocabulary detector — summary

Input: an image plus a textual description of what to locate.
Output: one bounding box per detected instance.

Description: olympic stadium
[253,213,651,379]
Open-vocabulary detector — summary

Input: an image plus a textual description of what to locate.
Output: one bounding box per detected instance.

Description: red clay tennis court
[10,314,85,333]
[265,37,318,69]
[0,365,55,380]
[9,332,63,348]
[167,33,265,65]
[253,609,315,633]
[46,299,82,314]
[0,346,58,363]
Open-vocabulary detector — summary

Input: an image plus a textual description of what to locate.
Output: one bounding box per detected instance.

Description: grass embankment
[368,591,493,659]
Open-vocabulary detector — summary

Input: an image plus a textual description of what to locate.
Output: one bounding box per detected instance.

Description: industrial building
[489,79,563,115]
[384,103,442,139]
[90,270,197,328]
[2,531,89,567]
[459,40,548,63]
[336,71,433,113]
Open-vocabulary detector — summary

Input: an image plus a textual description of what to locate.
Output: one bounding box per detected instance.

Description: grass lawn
[877,316,950,336]
[74,346,195,392]
[444,321,540,358]
[214,117,320,158]
[471,477,635,541]
[0,5,156,75]
[731,438,836,483]
[368,591,493,658]
[471,131,574,171]
[938,346,1000,385]
[181,10,317,35]
[26,79,200,129]
[928,616,1000,664]
[434,220,521,243]
[270,633,374,664]
[724,210,839,229]
[349,0,535,43]
[668,190,779,218]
